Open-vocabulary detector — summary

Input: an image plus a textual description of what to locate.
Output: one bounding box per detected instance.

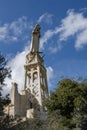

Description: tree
[0,53,11,130]
[44,78,87,130]
[0,53,11,114]
[0,53,11,84]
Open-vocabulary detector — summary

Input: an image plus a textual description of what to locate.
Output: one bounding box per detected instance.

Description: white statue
[30,24,40,53]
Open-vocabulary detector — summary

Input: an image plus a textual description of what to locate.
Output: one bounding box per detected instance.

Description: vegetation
[44,78,87,130]
[10,117,46,130]
[0,53,11,84]
[9,78,87,130]
[0,53,11,130]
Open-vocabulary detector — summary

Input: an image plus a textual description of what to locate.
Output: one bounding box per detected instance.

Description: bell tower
[9,24,48,119]
[24,24,48,117]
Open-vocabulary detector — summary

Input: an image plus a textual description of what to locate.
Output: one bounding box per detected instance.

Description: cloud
[9,16,32,37]
[40,29,56,49]
[40,10,87,52]
[0,16,33,43]
[3,47,28,96]
[47,66,54,88]
[59,9,87,49]
[1,10,87,51]
[37,13,53,25]
[48,47,58,53]
[0,24,9,41]
[75,29,87,49]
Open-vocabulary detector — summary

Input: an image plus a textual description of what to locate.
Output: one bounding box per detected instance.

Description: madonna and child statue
[30,24,40,53]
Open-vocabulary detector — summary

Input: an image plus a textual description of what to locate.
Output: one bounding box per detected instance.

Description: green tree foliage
[44,78,87,130]
[0,53,11,115]
[0,53,11,130]
[0,53,11,84]
[9,117,46,130]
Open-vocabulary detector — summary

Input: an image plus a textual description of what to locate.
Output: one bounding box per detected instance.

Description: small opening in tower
[30,101,33,109]
[33,72,38,84]
[27,73,31,85]
[33,85,38,95]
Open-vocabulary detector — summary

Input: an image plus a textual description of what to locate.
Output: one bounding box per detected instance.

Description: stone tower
[24,24,48,118]
[9,24,48,119]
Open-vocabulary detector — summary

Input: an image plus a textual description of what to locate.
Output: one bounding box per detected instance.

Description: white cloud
[1,10,87,51]
[59,10,87,41]
[40,26,62,50]
[9,16,32,37]
[3,47,28,96]
[37,13,53,25]
[40,10,87,51]
[47,66,54,87]
[0,16,33,43]
[48,47,58,53]
[75,29,87,49]
[0,24,9,41]
[80,8,87,13]
[40,29,55,49]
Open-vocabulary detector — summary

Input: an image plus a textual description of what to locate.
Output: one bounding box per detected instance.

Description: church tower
[24,24,48,118]
[9,24,48,119]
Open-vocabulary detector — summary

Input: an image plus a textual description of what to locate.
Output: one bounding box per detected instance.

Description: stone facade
[9,24,48,119]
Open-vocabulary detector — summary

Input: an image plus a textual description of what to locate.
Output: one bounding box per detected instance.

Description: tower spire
[30,24,40,53]
[24,25,48,119]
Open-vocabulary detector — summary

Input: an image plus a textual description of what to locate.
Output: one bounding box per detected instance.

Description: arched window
[30,101,33,109]
[33,72,38,84]
[33,85,38,94]
[40,73,43,84]
[28,73,31,84]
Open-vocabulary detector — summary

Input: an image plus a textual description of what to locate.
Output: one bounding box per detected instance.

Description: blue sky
[1,0,87,93]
